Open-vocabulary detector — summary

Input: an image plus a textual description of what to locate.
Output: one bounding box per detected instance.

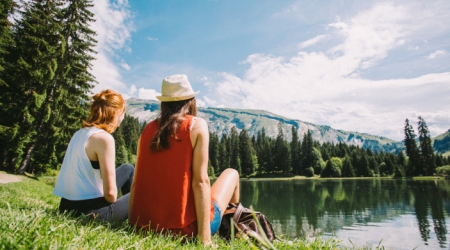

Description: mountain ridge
[125,98,448,154]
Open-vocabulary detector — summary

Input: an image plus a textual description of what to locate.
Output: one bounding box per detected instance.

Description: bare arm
[191,118,212,245]
[86,132,117,203]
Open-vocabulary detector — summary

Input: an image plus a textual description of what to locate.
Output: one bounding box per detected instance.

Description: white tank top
[53,127,105,200]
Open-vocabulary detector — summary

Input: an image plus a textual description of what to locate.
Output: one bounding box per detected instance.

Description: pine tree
[256,128,271,173]
[435,154,444,167]
[274,122,290,173]
[321,146,330,162]
[369,156,379,175]
[397,151,407,170]
[218,134,230,171]
[0,0,14,87]
[209,132,220,173]
[122,114,141,155]
[350,150,360,176]
[404,119,421,176]
[383,154,394,176]
[341,155,356,177]
[300,129,314,174]
[10,0,96,173]
[255,130,263,171]
[239,128,255,176]
[418,116,435,175]
[359,150,372,177]
[39,0,96,170]
[4,0,65,173]
[229,126,241,174]
[338,142,349,157]
[290,125,301,175]
[113,127,129,166]
[0,0,16,167]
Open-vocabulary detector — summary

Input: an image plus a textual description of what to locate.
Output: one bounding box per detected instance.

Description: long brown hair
[82,89,125,133]
[151,98,197,151]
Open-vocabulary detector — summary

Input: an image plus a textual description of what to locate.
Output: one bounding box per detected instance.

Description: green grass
[0,176,383,249]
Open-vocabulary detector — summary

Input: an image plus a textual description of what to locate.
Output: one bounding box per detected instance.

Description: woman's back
[131,115,213,231]
[53,127,105,200]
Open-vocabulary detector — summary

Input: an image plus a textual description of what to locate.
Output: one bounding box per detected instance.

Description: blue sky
[89,0,450,140]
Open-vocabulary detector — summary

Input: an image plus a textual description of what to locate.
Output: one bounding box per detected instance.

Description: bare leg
[211,168,240,214]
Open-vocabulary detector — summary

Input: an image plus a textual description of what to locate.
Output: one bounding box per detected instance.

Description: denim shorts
[210,201,221,234]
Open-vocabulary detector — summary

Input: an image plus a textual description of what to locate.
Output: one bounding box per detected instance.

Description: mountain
[126,98,404,153]
[432,131,450,156]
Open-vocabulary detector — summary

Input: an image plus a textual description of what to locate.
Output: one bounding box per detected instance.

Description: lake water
[239,179,450,249]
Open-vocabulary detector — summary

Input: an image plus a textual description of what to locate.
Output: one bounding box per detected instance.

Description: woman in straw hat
[53,89,134,222]
[129,74,240,246]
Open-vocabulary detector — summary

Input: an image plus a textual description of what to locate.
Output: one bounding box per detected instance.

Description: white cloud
[327,2,409,72]
[89,0,133,94]
[147,37,158,41]
[129,84,137,95]
[427,50,446,59]
[203,96,217,106]
[91,53,127,92]
[298,35,327,49]
[137,88,160,100]
[205,1,450,140]
[196,98,206,107]
[120,60,131,70]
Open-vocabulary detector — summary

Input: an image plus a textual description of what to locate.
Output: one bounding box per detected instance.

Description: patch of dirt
[0,172,22,184]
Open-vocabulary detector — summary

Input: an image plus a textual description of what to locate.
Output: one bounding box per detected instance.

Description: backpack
[218,203,276,243]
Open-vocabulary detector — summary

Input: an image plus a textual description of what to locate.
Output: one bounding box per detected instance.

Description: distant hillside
[432,131,450,156]
[126,98,404,153]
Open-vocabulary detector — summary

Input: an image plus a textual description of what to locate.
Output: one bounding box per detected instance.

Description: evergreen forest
[0,0,448,178]
[0,0,97,174]
[206,120,450,178]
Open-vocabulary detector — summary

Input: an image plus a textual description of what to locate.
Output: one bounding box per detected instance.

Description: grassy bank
[0,175,381,249]
[243,172,445,181]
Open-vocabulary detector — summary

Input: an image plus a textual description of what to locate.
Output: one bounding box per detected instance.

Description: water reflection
[240,179,450,249]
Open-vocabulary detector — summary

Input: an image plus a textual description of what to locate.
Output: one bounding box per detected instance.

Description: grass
[0,175,384,250]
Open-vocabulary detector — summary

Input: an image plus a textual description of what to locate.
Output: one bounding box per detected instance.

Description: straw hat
[156,74,199,102]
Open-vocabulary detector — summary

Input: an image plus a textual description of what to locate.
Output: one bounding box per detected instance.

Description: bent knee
[224,168,240,179]
[120,163,135,173]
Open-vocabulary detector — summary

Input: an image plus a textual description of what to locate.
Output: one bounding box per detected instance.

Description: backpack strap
[232,203,245,223]
[222,202,238,217]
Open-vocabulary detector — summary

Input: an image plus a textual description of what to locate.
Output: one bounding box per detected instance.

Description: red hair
[82,89,125,133]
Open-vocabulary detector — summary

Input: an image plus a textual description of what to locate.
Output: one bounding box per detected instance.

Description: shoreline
[240,174,445,181]
[1,170,444,184]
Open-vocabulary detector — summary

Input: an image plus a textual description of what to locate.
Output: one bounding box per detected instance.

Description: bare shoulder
[190,117,208,147]
[90,130,113,141]
[85,130,114,161]
[192,117,208,131]
[89,130,114,146]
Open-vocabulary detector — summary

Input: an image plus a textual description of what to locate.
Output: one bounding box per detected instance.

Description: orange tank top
[131,115,214,236]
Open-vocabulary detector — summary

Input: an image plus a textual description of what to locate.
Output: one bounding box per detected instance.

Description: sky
[88,0,450,141]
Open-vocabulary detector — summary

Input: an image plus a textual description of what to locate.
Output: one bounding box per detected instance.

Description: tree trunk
[17,143,35,174]
[17,84,57,174]
[1,148,8,168]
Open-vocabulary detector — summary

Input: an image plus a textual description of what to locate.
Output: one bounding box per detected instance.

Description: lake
[239,178,450,249]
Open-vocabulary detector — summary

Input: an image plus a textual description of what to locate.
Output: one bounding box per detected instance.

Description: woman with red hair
[53,89,134,222]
